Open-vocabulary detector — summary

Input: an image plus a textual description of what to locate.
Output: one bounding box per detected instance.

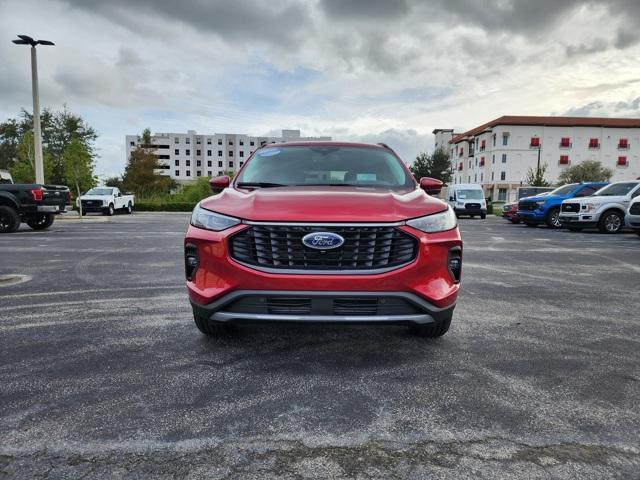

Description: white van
[446,184,487,219]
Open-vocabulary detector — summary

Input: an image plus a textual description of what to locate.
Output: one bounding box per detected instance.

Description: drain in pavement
[0,274,32,287]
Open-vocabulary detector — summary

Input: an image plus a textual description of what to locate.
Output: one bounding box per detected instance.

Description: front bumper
[185,223,462,322]
[454,207,486,216]
[625,212,640,230]
[559,213,597,228]
[517,210,544,223]
[190,290,454,325]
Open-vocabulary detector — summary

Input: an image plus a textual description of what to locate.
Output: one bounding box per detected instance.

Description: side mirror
[449,196,455,202]
[420,177,443,195]
[209,175,230,192]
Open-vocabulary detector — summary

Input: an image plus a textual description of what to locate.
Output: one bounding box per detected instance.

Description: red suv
[184,142,462,337]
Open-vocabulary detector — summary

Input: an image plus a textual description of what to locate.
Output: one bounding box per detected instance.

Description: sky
[2,0,640,180]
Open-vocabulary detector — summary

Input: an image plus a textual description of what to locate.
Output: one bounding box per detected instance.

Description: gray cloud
[563,97,640,117]
[320,0,412,20]
[61,0,312,47]
[565,38,609,57]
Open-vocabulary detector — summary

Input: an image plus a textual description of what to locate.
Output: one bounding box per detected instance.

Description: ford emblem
[302,232,344,250]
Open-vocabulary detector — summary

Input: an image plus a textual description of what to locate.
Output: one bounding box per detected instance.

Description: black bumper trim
[190,290,455,325]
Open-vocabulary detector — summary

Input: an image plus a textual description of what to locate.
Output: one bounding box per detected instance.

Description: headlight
[190,203,240,231]
[103,200,109,206]
[535,200,546,208]
[406,207,457,233]
[582,203,597,212]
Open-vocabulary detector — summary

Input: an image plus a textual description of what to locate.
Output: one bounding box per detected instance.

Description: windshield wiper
[236,182,287,188]
[292,183,369,187]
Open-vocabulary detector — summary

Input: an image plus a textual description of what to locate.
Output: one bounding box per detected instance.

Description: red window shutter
[617,156,627,166]
[530,137,540,147]
[481,140,486,148]
[561,137,570,146]
[619,138,628,148]
[480,157,485,166]
[589,138,599,148]
[460,148,464,156]
[559,155,569,165]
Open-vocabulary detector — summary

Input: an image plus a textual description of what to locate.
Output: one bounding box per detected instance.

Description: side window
[574,186,594,198]
[632,186,640,198]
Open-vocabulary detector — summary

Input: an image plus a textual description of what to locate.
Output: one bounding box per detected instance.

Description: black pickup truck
[0,183,71,233]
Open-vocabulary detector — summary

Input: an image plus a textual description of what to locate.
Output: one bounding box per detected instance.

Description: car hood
[79,195,110,200]
[200,186,448,222]
[523,194,563,202]
[567,195,627,205]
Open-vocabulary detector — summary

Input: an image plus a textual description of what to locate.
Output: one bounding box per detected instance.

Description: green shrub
[135,201,196,212]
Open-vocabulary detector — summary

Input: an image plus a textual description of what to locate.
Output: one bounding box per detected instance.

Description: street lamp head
[12,35,54,47]
[17,34,35,45]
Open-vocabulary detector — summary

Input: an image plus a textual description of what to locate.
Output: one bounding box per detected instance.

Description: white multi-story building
[437,116,640,202]
[125,129,331,183]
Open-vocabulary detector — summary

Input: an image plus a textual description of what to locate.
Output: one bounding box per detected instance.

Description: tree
[122,129,174,197]
[0,107,97,184]
[409,147,453,184]
[104,176,125,190]
[9,132,54,183]
[62,138,97,215]
[557,160,613,184]
[524,162,551,187]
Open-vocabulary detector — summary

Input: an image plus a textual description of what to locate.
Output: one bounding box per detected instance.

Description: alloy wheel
[605,214,621,232]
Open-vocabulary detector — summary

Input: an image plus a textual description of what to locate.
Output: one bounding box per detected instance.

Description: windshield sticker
[258,149,280,157]
[357,173,377,182]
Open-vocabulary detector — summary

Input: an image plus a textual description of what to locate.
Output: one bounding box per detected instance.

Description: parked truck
[77,187,135,215]
[559,180,640,233]
[517,182,608,228]
[0,182,71,233]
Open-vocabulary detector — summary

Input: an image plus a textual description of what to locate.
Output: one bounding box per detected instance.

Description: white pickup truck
[78,187,135,216]
[559,180,640,233]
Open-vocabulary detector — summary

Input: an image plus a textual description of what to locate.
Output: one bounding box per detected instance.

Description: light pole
[12,35,54,185]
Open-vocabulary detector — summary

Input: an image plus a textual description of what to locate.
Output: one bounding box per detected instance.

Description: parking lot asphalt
[1,213,639,479]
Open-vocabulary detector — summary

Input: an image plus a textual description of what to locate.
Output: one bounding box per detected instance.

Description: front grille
[630,203,640,215]
[225,295,421,316]
[229,225,417,272]
[465,203,481,210]
[81,200,100,206]
[562,203,580,213]
[266,297,312,314]
[518,201,537,211]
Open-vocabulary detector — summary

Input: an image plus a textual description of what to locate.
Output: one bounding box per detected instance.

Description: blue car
[518,182,608,228]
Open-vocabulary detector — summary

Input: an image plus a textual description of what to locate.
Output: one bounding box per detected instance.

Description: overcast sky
[2,0,640,179]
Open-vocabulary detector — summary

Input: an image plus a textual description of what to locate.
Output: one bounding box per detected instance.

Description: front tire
[104,203,115,216]
[480,214,486,219]
[598,210,624,233]
[409,316,452,338]
[194,314,231,336]
[125,202,133,214]
[26,213,54,230]
[0,206,20,233]
[546,207,562,228]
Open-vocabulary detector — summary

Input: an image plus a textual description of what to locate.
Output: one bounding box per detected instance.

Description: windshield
[549,184,578,196]
[85,188,113,195]
[236,146,414,189]
[594,182,639,196]
[456,189,484,200]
